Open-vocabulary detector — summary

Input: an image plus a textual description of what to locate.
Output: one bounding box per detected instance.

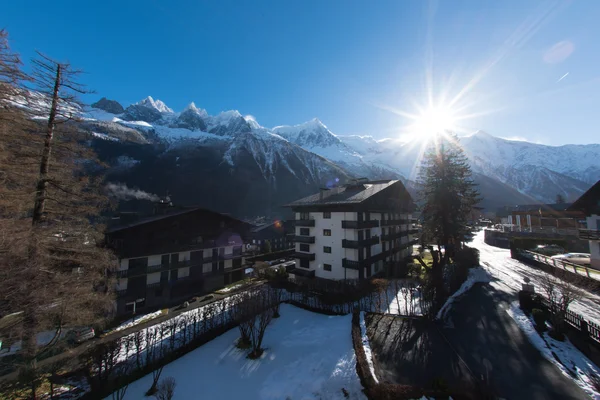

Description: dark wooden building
[106,207,252,315]
[249,220,295,253]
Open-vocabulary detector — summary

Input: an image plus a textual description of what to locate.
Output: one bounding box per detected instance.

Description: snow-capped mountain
[85,95,599,213]
[85,97,350,217]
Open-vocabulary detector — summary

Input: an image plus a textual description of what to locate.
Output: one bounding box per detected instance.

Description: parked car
[65,327,95,344]
[551,253,591,267]
[532,244,565,256]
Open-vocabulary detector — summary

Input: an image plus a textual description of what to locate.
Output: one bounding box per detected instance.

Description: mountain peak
[272,118,340,148]
[183,102,208,117]
[135,96,174,114]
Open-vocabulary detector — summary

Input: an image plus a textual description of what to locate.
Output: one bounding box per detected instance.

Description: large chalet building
[106,205,252,315]
[569,180,600,269]
[285,179,418,281]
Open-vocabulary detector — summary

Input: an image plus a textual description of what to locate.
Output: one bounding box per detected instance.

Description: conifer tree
[417,133,480,265]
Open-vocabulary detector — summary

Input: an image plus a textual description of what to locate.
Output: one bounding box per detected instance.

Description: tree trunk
[32,63,60,226]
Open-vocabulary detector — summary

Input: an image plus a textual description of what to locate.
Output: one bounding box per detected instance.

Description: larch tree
[0,31,116,398]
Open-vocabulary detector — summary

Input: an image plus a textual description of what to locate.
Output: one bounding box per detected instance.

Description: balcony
[115,267,146,278]
[381,230,405,241]
[295,219,316,227]
[408,229,420,235]
[380,219,408,227]
[294,235,316,244]
[580,229,600,241]
[342,236,380,249]
[292,252,316,261]
[342,258,361,270]
[341,220,379,229]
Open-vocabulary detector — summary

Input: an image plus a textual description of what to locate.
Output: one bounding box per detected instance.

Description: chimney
[319,187,330,201]
[154,192,174,215]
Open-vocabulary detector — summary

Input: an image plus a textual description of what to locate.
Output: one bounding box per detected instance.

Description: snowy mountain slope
[338,131,598,203]
[273,119,403,179]
[460,131,600,185]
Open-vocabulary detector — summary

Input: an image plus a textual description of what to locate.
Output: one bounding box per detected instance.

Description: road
[471,231,600,324]
[441,284,587,399]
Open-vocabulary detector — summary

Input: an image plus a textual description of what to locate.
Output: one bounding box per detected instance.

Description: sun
[411,106,457,138]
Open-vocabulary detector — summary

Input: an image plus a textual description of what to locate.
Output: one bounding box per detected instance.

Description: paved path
[441,284,587,399]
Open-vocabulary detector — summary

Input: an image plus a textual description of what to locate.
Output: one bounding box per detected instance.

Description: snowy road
[472,231,600,325]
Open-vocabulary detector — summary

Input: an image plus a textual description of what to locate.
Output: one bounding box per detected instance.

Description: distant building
[106,206,252,315]
[250,221,294,253]
[569,180,600,269]
[496,203,585,235]
[285,179,418,281]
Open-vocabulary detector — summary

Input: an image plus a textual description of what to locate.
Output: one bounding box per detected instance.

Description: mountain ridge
[85,96,598,213]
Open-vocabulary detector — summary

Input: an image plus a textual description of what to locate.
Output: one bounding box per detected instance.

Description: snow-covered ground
[471,231,600,325]
[506,302,600,399]
[436,267,492,320]
[384,280,423,316]
[106,310,163,335]
[112,304,366,400]
[359,312,379,384]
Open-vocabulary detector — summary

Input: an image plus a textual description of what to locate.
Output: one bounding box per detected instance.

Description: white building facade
[287,180,418,281]
[570,180,600,270]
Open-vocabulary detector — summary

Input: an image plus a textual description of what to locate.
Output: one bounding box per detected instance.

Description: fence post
[586,268,591,278]
[581,319,589,336]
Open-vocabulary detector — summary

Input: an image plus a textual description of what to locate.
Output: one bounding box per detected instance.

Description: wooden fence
[538,297,600,344]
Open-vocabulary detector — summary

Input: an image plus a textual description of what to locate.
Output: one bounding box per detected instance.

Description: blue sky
[3,0,600,145]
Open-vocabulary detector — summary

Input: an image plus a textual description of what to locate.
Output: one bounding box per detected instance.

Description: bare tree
[0,33,116,397]
[232,290,254,348]
[111,361,132,400]
[80,339,122,393]
[539,270,587,339]
[147,364,165,396]
[269,286,284,318]
[154,377,176,400]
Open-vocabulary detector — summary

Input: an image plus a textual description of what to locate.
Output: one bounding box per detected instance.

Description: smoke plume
[105,183,160,202]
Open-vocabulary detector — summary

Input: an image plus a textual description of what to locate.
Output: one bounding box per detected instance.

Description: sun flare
[411,106,457,138]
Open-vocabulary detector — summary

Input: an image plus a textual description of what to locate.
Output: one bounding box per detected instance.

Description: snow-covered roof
[285,179,401,207]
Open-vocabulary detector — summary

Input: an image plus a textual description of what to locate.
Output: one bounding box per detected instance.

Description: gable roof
[285,180,398,207]
[569,180,600,215]
[107,206,249,233]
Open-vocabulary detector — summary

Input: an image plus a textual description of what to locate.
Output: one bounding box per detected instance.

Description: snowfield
[107,310,163,334]
[113,304,366,400]
[472,231,600,325]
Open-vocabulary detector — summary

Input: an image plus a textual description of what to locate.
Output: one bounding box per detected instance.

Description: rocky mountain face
[85,98,350,218]
[91,97,124,114]
[83,96,599,217]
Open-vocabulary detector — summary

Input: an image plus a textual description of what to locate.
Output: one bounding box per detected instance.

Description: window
[252,239,256,244]
[324,246,331,253]
[300,212,310,220]
[300,244,310,252]
[323,229,331,236]
[323,211,331,219]
[323,263,332,271]
[300,259,310,269]
[300,228,310,236]
[128,257,148,269]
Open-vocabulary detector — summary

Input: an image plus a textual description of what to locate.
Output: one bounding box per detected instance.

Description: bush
[518,291,533,313]
[454,247,480,269]
[532,308,547,332]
